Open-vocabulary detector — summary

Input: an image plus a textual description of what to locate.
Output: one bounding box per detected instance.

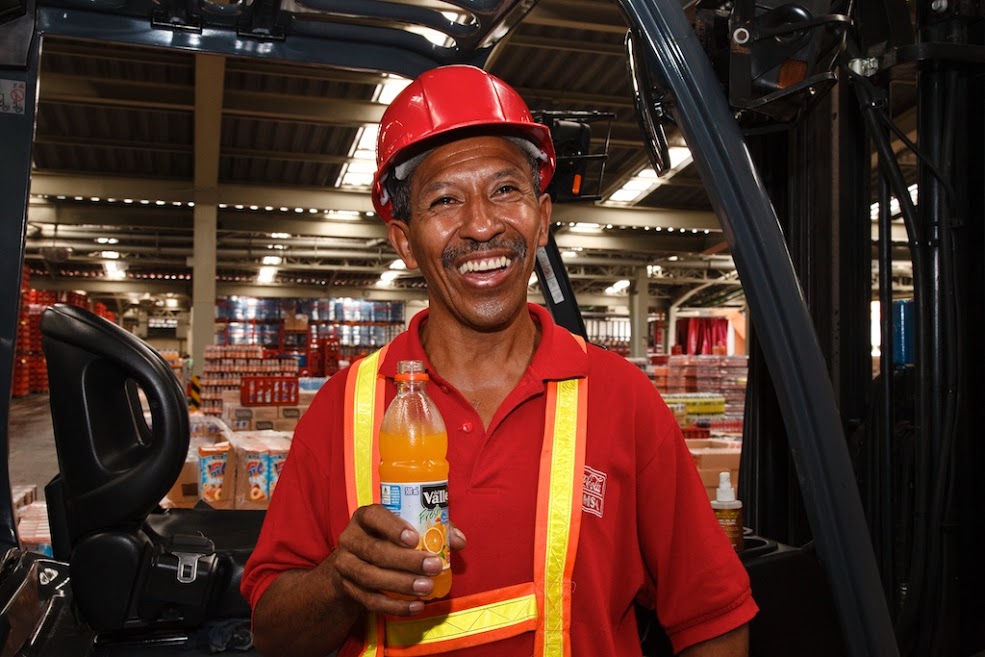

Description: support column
[189,53,224,376]
[0,12,39,550]
[628,266,649,358]
[191,203,217,376]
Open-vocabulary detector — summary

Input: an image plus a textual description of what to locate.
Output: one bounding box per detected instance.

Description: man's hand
[251,505,466,657]
[329,504,466,615]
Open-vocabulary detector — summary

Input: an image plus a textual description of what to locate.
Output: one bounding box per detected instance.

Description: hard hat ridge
[372,65,556,223]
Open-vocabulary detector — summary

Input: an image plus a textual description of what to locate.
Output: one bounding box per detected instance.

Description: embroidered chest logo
[582,466,607,518]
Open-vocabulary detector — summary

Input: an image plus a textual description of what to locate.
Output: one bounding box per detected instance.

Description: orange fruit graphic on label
[424,525,444,553]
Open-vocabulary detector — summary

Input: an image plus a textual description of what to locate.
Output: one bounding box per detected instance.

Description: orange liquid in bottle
[379,361,451,600]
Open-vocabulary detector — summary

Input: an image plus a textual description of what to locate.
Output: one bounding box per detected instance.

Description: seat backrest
[40,304,188,545]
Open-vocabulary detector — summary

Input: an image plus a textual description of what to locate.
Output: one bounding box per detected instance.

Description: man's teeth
[458,256,512,274]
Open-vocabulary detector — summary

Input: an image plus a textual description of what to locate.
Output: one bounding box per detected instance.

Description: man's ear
[536,193,553,248]
[387,220,419,270]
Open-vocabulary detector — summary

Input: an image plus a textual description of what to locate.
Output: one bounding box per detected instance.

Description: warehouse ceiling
[19,0,914,316]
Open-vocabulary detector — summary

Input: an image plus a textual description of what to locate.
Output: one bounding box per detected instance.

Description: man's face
[388,135,552,333]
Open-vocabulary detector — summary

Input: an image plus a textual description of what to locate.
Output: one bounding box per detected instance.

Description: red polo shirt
[242,303,757,655]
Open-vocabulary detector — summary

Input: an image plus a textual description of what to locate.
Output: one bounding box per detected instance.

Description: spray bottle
[711,471,744,551]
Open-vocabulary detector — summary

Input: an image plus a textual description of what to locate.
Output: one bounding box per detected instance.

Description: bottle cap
[395,359,429,382]
[716,471,736,502]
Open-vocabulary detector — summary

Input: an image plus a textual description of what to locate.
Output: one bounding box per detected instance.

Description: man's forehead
[400,134,535,183]
[423,137,530,173]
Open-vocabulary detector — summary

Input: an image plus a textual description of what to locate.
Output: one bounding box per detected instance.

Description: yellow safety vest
[343,340,588,656]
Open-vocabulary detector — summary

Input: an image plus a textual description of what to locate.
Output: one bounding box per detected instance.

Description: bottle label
[715,507,745,551]
[381,480,451,570]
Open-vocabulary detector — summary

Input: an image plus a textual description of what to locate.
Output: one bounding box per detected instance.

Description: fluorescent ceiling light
[262,255,282,266]
[341,170,374,187]
[270,232,291,239]
[389,259,407,270]
[325,210,362,220]
[668,146,693,169]
[257,267,278,284]
[104,260,127,279]
[608,188,644,203]
[379,270,400,283]
[375,77,412,105]
[95,237,118,245]
[100,250,120,259]
[354,125,378,154]
[569,222,603,233]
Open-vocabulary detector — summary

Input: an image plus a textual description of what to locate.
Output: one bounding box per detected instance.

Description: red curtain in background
[675,317,729,354]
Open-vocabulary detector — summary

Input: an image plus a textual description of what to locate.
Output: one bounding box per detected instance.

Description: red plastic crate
[240,376,299,406]
[681,427,711,440]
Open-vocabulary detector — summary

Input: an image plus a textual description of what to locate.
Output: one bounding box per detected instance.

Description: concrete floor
[7,393,58,500]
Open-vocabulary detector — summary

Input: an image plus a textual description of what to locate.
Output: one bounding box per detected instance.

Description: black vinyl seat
[40,303,264,634]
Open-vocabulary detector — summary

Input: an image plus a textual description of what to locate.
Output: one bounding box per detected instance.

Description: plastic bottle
[711,471,744,551]
[379,360,451,599]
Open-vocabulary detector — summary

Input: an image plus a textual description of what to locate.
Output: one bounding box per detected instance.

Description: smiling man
[241,65,757,657]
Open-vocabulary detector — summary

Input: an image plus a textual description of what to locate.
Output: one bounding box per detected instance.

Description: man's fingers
[352,504,419,547]
[332,549,434,610]
[448,525,467,551]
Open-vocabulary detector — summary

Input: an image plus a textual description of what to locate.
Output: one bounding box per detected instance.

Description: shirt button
[461,422,472,433]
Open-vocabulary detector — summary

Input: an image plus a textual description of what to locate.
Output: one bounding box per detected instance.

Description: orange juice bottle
[379,360,451,599]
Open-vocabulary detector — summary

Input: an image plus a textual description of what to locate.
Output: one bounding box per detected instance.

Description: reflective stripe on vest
[344,345,390,657]
[344,338,587,656]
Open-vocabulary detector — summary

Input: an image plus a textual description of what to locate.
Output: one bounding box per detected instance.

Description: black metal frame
[2,1,984,655]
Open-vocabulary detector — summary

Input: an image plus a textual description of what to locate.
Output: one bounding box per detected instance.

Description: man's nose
[459,196,504,239]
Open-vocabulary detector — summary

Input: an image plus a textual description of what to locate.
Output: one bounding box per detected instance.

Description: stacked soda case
[93,301,116,323]
[12,266,32,398]
[666,354,700,393]
[200,344,300,416]
[718,355,749,415]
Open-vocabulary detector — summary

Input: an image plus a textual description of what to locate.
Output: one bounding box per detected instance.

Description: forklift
[0,0,982,655]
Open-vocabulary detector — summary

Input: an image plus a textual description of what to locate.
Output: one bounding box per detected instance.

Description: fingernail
[451,527,466,543]
[413,578,432,594]
[422,556,442,574]
[408,601,425,614]
[400,529,417,546]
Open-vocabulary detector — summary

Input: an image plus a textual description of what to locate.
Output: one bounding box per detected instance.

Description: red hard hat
[372,65,556,223]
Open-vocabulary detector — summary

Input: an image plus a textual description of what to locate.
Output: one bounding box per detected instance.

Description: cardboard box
[699,468,741,501]
[199,442,235,509]
[690,447,740,471]
[17,501,52,557]
[221,389,242,404]
[279,406,302,419]
[224,404,279,422]
[228,431,293,509]
[165,458,200,508]
[272,418,297,433]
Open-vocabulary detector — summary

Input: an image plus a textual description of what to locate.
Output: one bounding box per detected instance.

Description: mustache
[441,237,528,269]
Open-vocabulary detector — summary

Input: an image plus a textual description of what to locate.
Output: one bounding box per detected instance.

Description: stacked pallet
[12,267,31,398]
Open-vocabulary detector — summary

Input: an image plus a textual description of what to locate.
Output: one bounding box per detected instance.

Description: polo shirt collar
[378,303,588,383]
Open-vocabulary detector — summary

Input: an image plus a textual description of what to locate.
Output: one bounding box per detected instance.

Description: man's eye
[428,196,456,208]
[496,184,520,194]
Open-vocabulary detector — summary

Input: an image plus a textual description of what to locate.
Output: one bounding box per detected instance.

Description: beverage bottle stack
[379,360,452,599]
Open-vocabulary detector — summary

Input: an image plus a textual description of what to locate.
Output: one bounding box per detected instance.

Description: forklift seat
[39,303,264,634]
